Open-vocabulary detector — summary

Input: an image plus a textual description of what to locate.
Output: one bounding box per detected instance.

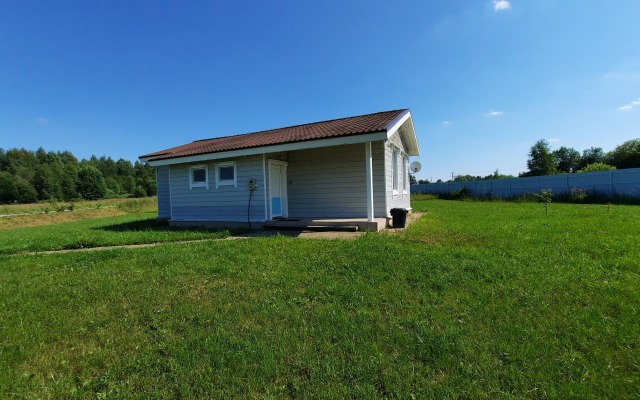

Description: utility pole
[451,172,454,181]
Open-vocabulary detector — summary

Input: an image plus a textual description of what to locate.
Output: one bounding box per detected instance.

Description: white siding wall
[156,165,171,219]
[386,131,411,212]
[169,155,266,222]
[286,142,387,218]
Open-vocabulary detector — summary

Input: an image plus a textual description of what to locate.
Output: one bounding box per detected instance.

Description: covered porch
[265,141,388,223]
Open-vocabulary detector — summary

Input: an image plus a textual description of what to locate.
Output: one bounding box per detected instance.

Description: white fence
[411,168,640,199]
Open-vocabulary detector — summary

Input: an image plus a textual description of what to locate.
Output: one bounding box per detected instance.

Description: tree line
[411,137,640,184]
[414,169,515,184]
[523,138,640,177]
[0,147,156,204]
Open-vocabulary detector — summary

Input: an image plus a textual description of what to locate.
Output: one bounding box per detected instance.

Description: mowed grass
[1,200,639,398]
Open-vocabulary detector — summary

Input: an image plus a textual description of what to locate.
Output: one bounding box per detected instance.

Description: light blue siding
[286,142,387,218]
[169,155,267,222]
[164,140,403,222]
[156,166,171,219]
[386,131,411,212]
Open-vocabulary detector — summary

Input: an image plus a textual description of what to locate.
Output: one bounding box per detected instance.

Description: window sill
[216,181,237,189]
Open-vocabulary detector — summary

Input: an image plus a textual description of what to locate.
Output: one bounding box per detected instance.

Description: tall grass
[0,213,228,254]
[115,197,157,213]
[0,196,159,216]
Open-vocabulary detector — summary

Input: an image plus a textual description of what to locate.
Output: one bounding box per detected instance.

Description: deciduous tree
[526,139,557,176]
[606,138,640,169]
[76,166,107,200]
[553,146,581,173]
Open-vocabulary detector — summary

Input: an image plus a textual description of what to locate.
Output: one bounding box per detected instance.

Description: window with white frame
[392,149,399,193]
[403,156,408,193]
[189,165,208,189]
[216,161,237,188]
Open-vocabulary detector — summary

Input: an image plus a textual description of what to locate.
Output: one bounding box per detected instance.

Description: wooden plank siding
[286,142,387,218]
[156,166,171,219]
[386,131,411,211]
[161,139,409,222]
[169,155,267,222]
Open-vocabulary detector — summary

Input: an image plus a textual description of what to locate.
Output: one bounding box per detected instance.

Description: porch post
[365,142,374,222]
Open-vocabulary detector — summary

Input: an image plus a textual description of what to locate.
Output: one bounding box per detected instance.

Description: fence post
[610,170,613,198]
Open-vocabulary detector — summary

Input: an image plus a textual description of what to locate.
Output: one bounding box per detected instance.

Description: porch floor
[262,217,389,232]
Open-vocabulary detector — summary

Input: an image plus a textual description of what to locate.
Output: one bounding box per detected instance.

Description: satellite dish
[410,161,422,173]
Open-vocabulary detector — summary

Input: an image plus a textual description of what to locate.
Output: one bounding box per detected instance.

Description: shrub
[132,186,147,198]
[449,187,470,200]
[567,188,588,202]
[577,163,616,173]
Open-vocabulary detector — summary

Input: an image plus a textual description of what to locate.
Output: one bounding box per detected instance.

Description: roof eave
[384,109,420,156]
[145,131,389,166]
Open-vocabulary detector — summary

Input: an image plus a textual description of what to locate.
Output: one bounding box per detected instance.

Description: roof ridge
[192,109,407,143]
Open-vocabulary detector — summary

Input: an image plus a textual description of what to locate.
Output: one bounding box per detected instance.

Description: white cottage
[139,109,420,231]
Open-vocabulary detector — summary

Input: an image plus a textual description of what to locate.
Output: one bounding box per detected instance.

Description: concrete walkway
[17,212,424,256]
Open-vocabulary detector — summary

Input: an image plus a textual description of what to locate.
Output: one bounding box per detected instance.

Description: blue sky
[1,0,639,181]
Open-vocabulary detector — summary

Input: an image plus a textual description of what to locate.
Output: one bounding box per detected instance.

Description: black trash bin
[390,208,409,228]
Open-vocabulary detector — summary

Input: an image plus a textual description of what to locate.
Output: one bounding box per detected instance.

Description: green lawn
[0,212,230,255]
[1,200,638,398]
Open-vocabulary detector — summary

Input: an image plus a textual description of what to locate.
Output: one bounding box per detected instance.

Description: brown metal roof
[140,109,407,161]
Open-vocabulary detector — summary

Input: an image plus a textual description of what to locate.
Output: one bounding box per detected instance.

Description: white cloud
[483,110,504,117]
[548,138,560,143]
[618,97,640,111]
[494,0,511,11]
[442,121,450,126]
[35,117,49,124]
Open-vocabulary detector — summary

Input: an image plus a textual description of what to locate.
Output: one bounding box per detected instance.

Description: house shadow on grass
[95,218,230,233]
